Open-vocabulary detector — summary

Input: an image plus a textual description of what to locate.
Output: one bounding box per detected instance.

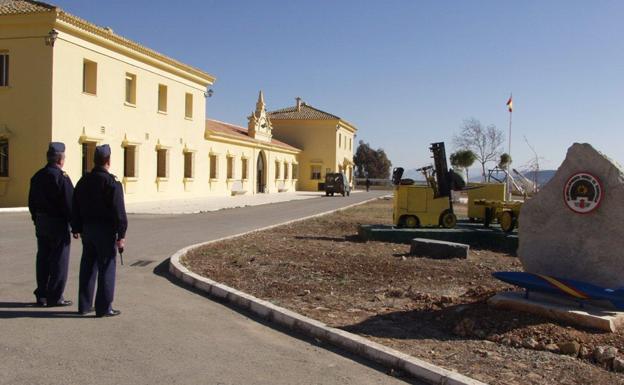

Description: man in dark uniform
[28,142,74,307]
[72,144,127,317]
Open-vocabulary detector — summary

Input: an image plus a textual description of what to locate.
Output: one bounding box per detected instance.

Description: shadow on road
[152,259,423,385]
[0,310,82,319]
[0,301,39,308]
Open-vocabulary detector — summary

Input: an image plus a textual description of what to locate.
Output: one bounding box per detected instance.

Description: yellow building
[0,0,216,206]
[204,92,300,195]
[0,0,353,207]
[269,98,357,191]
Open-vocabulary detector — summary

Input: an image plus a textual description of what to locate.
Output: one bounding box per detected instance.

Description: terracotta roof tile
[0,0,55,14]
[205,119,300,152]
[268,103,340,120]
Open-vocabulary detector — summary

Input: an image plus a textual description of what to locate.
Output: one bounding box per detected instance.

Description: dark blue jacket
[28,163,74,223]
[72,167,128,240]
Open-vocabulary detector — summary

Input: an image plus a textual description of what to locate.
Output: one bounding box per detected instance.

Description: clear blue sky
[52,0,624,171]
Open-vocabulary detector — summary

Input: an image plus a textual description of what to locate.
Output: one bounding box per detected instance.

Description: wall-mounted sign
[563,172,603,214]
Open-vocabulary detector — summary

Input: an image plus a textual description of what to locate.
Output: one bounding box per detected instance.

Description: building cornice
[205,130,301,155]
[271,118,357,134]
[53,12,215,86]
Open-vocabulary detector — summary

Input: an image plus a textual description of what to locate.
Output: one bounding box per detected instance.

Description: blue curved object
[492,271,624,310]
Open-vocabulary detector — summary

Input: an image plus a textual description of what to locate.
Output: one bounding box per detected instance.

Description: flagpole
[507,94,513,201]
[508,106,512,156]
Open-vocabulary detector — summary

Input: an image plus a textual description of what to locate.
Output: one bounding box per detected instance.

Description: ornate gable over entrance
[248,91,273,143]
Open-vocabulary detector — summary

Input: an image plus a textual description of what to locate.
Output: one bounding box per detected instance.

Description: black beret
[47,142,65,155]
[94,144,111,162]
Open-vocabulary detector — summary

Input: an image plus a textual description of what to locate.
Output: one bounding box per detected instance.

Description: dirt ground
[182,198,624,385]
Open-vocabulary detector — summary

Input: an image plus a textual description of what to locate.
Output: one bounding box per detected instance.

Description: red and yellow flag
[506,95,513,112]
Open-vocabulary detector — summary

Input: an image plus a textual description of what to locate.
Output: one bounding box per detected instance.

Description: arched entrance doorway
[256,151,266,193]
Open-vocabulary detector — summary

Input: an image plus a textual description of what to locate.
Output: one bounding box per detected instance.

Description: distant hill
[519,170,557,187]
[467,169,557,187]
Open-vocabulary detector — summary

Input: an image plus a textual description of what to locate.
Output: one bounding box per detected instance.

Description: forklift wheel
[440,210,457,229]
[404,216,419,228]
[500,211,516,233]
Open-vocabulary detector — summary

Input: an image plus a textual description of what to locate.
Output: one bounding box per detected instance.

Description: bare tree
[522,135,544,193]
[453,118,504,181]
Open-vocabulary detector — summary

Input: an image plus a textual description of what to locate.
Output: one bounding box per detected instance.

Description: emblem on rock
[563,172,602,214]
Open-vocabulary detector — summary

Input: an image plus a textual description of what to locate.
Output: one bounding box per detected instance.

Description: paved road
[0,191,418,385]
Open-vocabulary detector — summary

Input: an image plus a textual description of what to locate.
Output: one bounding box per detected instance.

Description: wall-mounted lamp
[45,29,59,47]
[204,88,214,98]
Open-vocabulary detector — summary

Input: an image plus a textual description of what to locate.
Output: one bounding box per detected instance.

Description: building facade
[203,92,300,196]
[269,98,356,191]
[0,0,353,207]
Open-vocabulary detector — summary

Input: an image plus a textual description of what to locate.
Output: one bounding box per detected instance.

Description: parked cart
[473,199,523,233]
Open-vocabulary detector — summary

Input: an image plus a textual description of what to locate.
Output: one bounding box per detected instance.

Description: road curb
[0,207,28,213]
[168,195,486,385]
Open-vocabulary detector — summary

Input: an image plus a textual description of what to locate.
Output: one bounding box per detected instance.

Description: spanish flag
[506,95,513,112]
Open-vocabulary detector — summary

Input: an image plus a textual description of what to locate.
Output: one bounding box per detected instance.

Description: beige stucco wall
[204,137,298,195]
[271,119,355,191]
[0,14,55,206]
[49,26,210,203]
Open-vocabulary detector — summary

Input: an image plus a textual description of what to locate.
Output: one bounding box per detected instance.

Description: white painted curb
[168,196,486,385]
[0,207,28,213]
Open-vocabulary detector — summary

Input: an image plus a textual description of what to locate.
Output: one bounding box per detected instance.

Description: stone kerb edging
[168,197,486,385]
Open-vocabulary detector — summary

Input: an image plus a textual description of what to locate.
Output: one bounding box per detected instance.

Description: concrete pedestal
[488,291,624,332]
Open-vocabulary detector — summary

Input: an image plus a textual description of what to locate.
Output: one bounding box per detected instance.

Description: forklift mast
[429,142,451,198]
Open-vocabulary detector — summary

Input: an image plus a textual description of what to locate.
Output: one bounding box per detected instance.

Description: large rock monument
[519,143,624,288]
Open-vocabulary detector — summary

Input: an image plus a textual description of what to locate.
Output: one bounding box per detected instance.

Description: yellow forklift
[392,142,465,228]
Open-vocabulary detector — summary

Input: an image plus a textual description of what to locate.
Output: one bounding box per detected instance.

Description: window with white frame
[0,53,9,87]
[275,161,281,180]
[284,163,290,180]
[292,164,298,179]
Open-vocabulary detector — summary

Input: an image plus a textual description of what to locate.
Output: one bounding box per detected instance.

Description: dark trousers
[78,225,117,315]
[34,216,70,303]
